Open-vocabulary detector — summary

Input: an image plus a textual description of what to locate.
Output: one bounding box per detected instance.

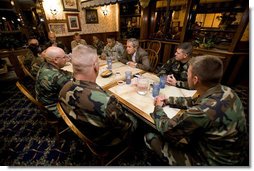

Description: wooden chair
[146,48,159,72]
[15,81,68,140]
[17,55,36,81]
[16,80,44,110]
[57,102,130,166]
[147,40,161,55]
[139,39,149,49]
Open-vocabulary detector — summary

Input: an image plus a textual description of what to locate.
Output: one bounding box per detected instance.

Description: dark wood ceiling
[0,0,36,11]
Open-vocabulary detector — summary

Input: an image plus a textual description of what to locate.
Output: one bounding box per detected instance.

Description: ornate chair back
[147,40,161,55]
[146,48,158,72]
[15,81,67,140]
[17,55,36,81]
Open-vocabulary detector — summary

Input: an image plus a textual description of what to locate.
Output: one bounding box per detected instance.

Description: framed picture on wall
[62,0,79,11]
[66,13,81,32]
[48,21,67,36]
[85,9,98,24]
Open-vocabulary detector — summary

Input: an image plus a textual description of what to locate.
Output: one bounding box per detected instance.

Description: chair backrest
[16,81,45,110]
[57,102,130,165]
[139,39,149,49]
[56,102,108,157]
[147,40,161,55]
[146,48,158,72]
[17,55,36,81]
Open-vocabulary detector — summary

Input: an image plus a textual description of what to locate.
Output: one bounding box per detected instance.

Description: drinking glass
[125,71,132,85]
[106,56,112,70]
[159,75,166,89]
[152,82,160,97]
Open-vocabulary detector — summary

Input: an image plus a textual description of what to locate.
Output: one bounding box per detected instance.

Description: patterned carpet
[0,78,249,166]
[0,79,164,166]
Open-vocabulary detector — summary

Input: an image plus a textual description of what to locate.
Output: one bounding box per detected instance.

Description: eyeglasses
[57,55,69,59]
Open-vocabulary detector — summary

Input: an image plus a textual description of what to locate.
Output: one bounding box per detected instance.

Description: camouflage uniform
[93,40,105,55]
[157,57,189,89]
[24,49,45,77]
[59,79,137,146]
[71,39,87,49]
[145,84,247,165]
[102,41,125,61]
[35,62,72,117]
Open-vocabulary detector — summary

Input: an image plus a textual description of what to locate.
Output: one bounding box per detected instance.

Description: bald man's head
[45,46,65,62]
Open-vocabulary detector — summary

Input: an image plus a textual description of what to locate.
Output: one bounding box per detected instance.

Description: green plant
[194,37,214,49]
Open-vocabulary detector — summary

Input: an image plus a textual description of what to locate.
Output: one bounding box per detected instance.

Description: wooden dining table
[61,59,145,89]
[108,72,196,128]
[61,59,196,128]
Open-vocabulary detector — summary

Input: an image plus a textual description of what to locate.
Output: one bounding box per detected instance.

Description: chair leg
[59,127,70,135]
[105,146,129,166]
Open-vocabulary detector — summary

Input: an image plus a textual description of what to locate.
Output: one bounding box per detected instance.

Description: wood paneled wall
[56,32,118,53]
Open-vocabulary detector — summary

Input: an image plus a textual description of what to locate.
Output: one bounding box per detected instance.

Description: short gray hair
[127,38,139,48]
[71,45,97,74]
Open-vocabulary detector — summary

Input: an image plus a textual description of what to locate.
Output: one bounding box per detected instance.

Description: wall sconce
[101,5,109,16]
[50,9,58,16]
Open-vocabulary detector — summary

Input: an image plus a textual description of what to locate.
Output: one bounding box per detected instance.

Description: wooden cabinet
[183,0,249,52]
[0,7,26,49]
[140,0,249,86]
[0,0,48,50]
[119,1,141,40]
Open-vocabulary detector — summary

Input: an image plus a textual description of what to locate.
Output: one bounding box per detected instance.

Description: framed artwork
[85,9,98,24]
[48,21,67,36]
[62,0,79,11]
[66,13,81,32]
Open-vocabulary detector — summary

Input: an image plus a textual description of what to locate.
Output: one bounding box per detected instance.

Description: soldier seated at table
[35,46,72,118]
[119,38,150,71]
[71,32,87,50]
[92,35,105,55]
[157,42,192,89]
[24,37,45,77]
[59,44,137,147]
[44,31,68,53]
[100,36,125,61]
[145,55,247,166]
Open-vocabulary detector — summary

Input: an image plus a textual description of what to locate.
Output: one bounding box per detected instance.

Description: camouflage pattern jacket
[157,57,189,89]
[102,41,125,61]
[59,79,136,146]
[93,40,105,55]
[35,62,72,116]
[119,47,150,71]
[71,39,87,49]
[24,50,45,77]
[151,84,247,165]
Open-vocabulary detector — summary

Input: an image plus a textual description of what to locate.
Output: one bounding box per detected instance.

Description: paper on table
[179,88,197,97]
[163,106,181,119]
